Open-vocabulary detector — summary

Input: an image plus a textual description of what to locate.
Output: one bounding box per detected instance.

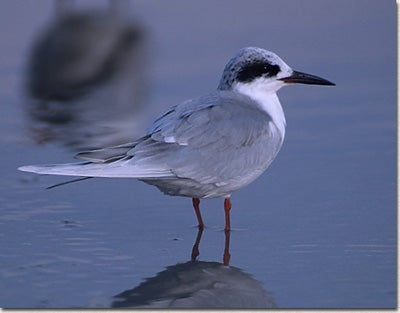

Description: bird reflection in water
[112,230,276,309]
[24,0,148,150]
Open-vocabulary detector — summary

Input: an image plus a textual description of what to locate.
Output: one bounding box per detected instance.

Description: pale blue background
[0,0,396,308]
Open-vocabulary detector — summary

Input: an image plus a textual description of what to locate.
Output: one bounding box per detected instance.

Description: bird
[19,47,335,231]
[24,0,149,150]
[27,0,144,102]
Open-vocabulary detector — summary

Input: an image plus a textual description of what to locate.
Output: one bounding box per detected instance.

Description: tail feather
[18,159,173,179]
[46,177,93,189]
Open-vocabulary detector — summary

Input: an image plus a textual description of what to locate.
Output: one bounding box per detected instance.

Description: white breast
[234,79,286,139]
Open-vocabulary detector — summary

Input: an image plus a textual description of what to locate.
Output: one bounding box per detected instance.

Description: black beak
[280,70,335,86]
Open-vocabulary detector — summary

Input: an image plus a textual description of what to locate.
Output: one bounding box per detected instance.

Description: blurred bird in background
[24,0,149,149]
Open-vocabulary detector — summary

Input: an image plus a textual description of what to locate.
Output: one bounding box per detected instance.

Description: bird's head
[218,47,335,94]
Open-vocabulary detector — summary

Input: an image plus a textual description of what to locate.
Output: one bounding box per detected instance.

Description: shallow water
[0,0,396,309]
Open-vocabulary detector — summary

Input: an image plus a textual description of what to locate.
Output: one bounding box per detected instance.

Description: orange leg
[224,198,232,231]
[192,198,204,229]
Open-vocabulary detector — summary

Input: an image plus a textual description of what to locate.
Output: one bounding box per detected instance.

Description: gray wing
[76,91,270,160]
[74,90,282,185]
[147,91,273,150]
[141,91,282,184]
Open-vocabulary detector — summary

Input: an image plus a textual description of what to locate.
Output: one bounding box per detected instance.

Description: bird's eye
[237,62,280,83]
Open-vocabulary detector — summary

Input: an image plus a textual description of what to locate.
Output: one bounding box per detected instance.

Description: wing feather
[74,140,143,163]
[148,91,273,150]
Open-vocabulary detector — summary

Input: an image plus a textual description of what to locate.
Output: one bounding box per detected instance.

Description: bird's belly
[141,178,223,198]
[141,131,284,199]
[141,158,270,199]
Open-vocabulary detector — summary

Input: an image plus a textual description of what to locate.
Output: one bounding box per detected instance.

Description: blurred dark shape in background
[28,0,142,102]
[24,0,149,150]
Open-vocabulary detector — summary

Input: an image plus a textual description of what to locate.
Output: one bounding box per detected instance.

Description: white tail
[18,159,173,179]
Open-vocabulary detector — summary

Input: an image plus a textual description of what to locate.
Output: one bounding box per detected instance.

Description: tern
[19,47,335,231]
